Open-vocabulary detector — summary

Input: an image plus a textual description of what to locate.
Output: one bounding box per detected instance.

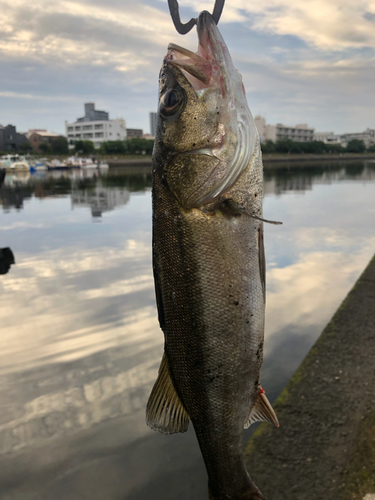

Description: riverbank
[106,153,375,168]
[245,254,375,500]
[262,153,375,164]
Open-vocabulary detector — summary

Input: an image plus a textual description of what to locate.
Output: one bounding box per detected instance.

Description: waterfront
[0,160,374,499]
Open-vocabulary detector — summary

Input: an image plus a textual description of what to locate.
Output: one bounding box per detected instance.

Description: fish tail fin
[208,480,265,500]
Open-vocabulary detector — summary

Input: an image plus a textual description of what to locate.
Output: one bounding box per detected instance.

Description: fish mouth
[166,11,257,207]
[166,11,227,93]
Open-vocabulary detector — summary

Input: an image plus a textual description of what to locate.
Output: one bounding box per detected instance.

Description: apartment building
[254,116,315,143]
[341,128,375,148]
[65,103,126,149]
[313,132,345,145]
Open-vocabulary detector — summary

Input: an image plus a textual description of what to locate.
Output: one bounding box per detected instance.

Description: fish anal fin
[146,352,190,434]
[244,387,279,429]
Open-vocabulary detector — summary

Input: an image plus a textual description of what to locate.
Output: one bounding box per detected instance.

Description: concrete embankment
[107,158,152,167]
[245,255,375,500]
[262,153,375,164]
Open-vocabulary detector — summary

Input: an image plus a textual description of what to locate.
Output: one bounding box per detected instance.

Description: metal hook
[167,0,225,35]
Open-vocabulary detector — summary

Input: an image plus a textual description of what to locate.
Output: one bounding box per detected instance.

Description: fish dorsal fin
[146,352,190,434]
[244,387,279,429]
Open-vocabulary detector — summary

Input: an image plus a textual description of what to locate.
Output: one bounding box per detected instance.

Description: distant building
[126,129,143,139]
[29,131,61,153]
[0,125,28,152]
[341,128,375,148]
[314,132,345,146]
[77,103,109,123]
[65,103,126,149]
[26,129,47,139]
[254,116,315,143]
[150,112,157,137]
[141,133,155,140]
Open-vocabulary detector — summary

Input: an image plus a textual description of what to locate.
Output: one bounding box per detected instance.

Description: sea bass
[146,10,278,500]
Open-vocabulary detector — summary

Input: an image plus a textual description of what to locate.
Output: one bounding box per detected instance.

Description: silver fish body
[147,11,278,500]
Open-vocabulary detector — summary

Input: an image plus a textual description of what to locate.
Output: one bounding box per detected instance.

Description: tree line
[5,136,375,157]
[9,137,155,156]
[260,138,375,154]
[70,137,154,155]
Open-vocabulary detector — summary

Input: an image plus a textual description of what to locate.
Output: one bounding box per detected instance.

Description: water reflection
[0,161,374,500]
[0,167,152,214]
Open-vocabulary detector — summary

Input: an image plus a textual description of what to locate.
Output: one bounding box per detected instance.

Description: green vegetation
[346,139,366,153]
[9,135,375,158]
[39,143,51,153]
[51,136,69,155]
[74,140,95,155]
[99,140,126,154]
[19,142,33,153]
[338,409,375,500]
[99,138,154,155]
[260,138,372,155]
[36,136,69,155]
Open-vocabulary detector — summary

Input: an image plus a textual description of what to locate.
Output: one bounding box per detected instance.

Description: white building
[65,103,126,149]
[254,115,315,143]
[341,128,375,148]
[313,131,345,145]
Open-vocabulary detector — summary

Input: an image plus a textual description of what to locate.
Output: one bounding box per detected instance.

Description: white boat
[0,154,30,171]
[46,159,68,170]
[65,157,108,170]
[80,158,96,169]
[66,156,96,169]
[30,159,47,172]
[66,156,82,168]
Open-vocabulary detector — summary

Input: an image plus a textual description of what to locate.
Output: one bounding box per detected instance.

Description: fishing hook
[167,0,225,35]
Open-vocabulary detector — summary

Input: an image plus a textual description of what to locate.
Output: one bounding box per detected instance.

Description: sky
[0,0,374,135]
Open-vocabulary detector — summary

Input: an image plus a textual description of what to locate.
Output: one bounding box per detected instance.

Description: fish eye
[159,89,184,116]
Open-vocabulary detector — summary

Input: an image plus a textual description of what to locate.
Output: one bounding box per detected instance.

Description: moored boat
[30,160,47,172]
[46,159,68,170]
[0,154,30,171]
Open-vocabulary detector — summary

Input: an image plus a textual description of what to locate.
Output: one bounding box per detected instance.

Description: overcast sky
[1,0,374,135]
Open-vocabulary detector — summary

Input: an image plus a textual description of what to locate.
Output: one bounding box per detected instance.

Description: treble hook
[167,0,225,35]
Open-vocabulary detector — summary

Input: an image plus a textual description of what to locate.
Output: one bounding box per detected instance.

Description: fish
[146,10,279,500]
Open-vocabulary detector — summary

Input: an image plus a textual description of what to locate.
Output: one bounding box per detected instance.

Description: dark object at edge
[0,168,6,186]
[0,247,15,275]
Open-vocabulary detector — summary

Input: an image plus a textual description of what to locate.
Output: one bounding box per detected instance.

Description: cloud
[0,0,174,66]
[0,0,374,133]
[216,0,375,50]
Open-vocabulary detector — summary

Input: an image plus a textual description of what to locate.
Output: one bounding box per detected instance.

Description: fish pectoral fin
[244,387,279,429]
[146,352,190,434]
[222,198,282,225]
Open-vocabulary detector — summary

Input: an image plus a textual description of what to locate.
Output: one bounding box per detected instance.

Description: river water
[0,160,374,500]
